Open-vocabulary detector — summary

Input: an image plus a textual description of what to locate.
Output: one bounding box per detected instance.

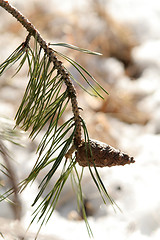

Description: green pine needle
[50,42,102,56]
[0,43,26,75]
[54,49,108,98]
[0,35,117,238]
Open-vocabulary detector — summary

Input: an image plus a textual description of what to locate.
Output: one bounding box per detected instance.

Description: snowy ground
[0,0,160,239]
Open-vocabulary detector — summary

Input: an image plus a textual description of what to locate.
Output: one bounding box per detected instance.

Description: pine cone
[75,139,135,167]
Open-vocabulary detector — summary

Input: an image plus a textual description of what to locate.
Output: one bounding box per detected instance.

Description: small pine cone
[75,139,135,167]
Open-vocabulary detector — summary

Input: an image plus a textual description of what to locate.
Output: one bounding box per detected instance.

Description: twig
[0,140,21,220]
[0,0,82,147]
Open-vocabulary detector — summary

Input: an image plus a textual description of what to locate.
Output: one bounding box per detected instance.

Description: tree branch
[0,0,82,147]
[0,140,21,220]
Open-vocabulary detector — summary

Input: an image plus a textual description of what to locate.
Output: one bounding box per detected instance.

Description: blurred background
[0,0,160,239]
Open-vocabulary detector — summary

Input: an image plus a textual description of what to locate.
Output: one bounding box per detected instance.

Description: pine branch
[0,0,135,238]
[0,117,22,220]
[0,0,82,147]
[0,140,21,220]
